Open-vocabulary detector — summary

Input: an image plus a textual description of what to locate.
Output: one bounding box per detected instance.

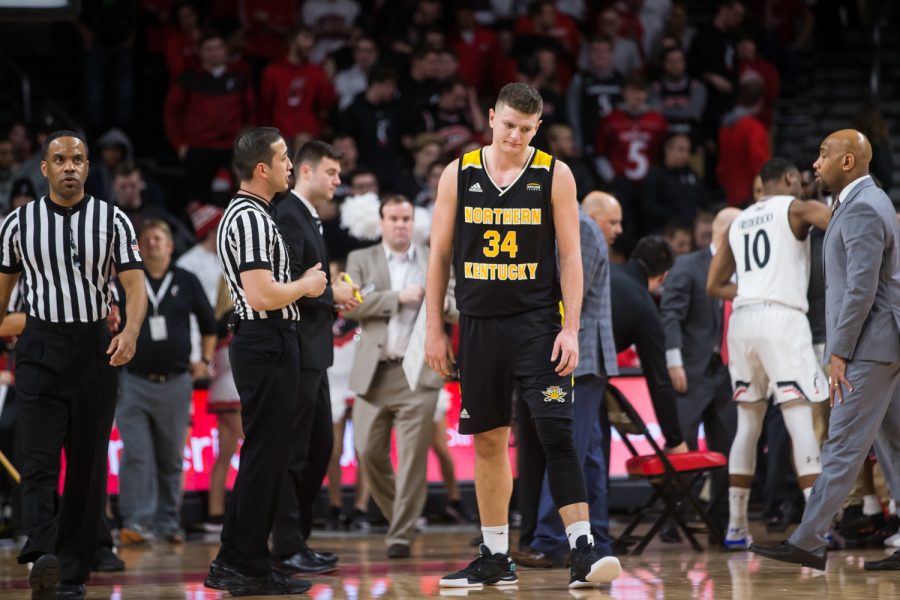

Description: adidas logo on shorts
[468,182,483,193]
[460,409,470,418]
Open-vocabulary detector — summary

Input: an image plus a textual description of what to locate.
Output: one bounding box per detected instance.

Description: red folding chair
[607,383,727,555]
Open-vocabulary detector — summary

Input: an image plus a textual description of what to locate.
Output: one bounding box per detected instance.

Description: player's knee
[473,429,508,459]
[533,417,586,507]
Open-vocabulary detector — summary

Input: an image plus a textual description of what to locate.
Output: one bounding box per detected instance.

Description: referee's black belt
[25,315,106,337]
[125,369,187,384]
[230,318,301,334]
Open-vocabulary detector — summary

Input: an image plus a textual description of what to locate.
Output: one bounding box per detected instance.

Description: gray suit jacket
[344,243,459,395]
[823,177,900,362]
[575,208,618,378]
[661,247,723,378]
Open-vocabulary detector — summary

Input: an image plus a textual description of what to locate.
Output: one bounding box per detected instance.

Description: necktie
[721,300,732,366]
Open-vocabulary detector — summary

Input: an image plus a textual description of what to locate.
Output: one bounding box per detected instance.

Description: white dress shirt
[838,175,871,204]
[382,243,423,359]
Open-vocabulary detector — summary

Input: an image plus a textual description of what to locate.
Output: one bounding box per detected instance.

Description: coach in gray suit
[661,207,741,523]
[751,129,900,571]
[519,205,620,563]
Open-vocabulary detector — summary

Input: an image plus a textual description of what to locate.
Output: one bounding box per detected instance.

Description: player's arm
[552,160,583,377]
[707,228,737,300]
[424,160,459,378]
[788,198,831,238]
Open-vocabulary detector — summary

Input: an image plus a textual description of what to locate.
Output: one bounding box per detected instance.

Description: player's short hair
[293,140,342,170]
[760,157,799,183]
[233,127,283,182]
[379,194,414,218]
[42,130,89,160]
[631,235,675,277]
[496,82,543,116]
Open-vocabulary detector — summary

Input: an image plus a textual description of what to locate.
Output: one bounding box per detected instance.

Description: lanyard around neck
[145,272,174,316]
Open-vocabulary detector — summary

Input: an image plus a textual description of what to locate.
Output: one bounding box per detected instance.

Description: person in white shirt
[343,195,458,559]
[707,157,831,549]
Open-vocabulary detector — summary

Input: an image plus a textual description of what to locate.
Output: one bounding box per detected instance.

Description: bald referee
[203,127,326,597]
[0,130,148,600]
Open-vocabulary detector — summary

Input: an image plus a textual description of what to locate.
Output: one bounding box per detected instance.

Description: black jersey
[453,146,561,317]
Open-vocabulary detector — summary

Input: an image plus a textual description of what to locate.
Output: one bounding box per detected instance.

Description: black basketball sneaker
[439,544,518,588]
[568,536,622,588]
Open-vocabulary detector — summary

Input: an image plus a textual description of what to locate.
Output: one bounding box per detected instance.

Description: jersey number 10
[742,230,771,272]
[483,230,519,258]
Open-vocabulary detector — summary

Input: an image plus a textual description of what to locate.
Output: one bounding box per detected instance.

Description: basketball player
[425,82,621,589]
[707,157,831,549]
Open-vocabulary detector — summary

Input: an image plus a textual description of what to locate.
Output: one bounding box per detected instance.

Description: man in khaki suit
[345,194,458,559]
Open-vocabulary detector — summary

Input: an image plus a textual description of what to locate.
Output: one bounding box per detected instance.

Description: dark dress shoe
[56,584,86,600]
[387,543,411,559]
[228,569,311,597]
[309,549,338,565]
[29,554,60,600]
[273,550,338,574]
[205,559,240,590]
[864,549,900,570]
[750,541,827,570]
[511,546,555,568]
[93,546,126,572]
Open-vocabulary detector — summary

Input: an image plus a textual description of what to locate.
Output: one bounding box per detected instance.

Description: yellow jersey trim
[531,150,552,171]
[461,150,483,170]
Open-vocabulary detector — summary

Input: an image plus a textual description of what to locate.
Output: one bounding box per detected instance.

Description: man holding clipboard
[344,194,458,559]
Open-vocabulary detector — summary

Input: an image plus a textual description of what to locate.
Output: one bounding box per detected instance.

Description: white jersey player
[707,158,831,549]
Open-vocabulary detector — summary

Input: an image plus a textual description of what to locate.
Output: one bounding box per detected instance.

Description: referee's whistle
[342,273,364,303]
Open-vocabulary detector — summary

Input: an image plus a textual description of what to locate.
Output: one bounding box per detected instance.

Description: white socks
[863,494,882,516]
[565,521,593,549]
[481,525,509,556]
[728,487,750,535]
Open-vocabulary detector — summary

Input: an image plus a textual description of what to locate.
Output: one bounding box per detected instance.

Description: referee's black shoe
[205,560,311,595]
[29,554,60,600]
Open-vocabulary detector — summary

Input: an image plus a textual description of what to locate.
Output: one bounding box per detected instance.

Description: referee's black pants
[15,318,117,584]
[217,320,300,576]
[272,368,334,556]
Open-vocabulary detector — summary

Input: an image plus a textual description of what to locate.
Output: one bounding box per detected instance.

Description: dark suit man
[661,207,741,523]
[751,130,900,571]
[272,141,362,574]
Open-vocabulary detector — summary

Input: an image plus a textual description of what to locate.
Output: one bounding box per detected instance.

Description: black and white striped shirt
[217,193,300,321]
[0,195,143,323]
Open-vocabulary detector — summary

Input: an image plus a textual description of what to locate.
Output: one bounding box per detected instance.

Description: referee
[0,130,148,600]
[203,127,326,597]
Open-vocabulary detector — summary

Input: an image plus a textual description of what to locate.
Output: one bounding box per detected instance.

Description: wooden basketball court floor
[1,523,898,599]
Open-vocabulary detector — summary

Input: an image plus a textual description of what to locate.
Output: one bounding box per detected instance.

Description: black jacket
[275,190,336,370]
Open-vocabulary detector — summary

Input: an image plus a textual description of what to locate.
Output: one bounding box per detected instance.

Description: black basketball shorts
[457,304,574,435]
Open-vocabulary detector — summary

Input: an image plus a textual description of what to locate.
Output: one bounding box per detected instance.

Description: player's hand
[829,354,853,407]
[107,329,138,366]
[332,277,360,310]
[668,366,688,394]
[551,327,579,376]
[425,327,455,379]
[191,361,210,381]
[300,263,328,298]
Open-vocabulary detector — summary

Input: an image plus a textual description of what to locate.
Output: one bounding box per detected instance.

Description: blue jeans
[531,374,611,555]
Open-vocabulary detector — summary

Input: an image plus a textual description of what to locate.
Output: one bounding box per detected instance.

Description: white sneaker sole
[724,535,753,550]
[438,577,519,588]
[569,556,622,588]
